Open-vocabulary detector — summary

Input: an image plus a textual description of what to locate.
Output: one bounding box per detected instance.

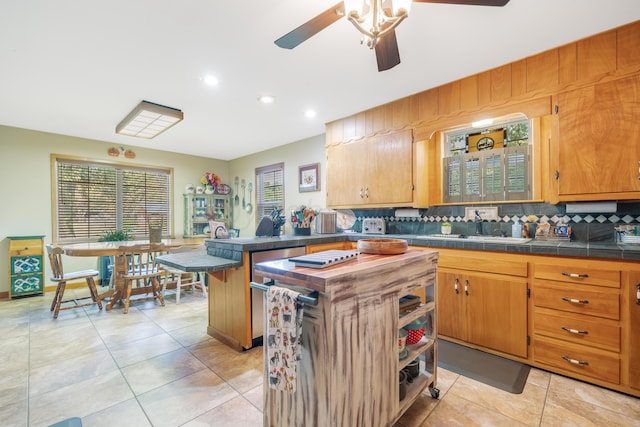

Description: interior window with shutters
[53,156,172,242]
[442,116,530,203]
[255,163,284,226]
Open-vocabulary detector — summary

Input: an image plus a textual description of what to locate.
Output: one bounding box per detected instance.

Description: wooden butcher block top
[254,248,439,295]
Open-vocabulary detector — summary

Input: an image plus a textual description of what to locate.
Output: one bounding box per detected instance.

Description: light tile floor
[1,287,639,426]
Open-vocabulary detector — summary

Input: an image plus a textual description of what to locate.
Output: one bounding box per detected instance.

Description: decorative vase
[204,185,214,195]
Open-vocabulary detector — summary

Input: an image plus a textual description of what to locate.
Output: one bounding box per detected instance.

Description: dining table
[62,238,204,311]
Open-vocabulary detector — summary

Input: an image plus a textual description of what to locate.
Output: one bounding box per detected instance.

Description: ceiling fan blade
[375,29,401,72]
[275,2,345,49]
[412,0,510,6]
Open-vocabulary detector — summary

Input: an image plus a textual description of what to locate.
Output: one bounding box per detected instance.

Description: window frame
[255,162,285,227]
[51,155,174,243]
[442,117,532,203]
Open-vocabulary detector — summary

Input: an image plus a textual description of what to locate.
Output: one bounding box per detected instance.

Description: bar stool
[46,244,102,319]
[162,245,207,304]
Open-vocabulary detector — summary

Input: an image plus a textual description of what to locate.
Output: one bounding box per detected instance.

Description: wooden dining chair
[117,243,166,314]
[162,245,207,304]
[46,244,102,319]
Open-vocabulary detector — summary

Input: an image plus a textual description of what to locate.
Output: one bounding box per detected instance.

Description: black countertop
[206,233,640,260]
[157,233,640,272]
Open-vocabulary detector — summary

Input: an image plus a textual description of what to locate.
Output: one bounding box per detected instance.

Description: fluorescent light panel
[116,100,183,139]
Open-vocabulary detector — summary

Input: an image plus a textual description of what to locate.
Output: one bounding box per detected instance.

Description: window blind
[54,157,172,242]
[255,163,284,225]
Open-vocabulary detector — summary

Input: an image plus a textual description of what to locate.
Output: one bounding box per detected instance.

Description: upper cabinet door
[555,74,640,199]
[326,129,413,208]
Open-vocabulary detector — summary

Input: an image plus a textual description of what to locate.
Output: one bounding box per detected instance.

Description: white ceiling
[1,1,639,161]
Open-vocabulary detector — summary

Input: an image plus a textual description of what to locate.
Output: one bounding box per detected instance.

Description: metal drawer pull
[464,279,469,296]
[561,326,589,335]
[561,272,589,278]
[454,277,459,294]
[562,297,589,304]
[562,355,589,365]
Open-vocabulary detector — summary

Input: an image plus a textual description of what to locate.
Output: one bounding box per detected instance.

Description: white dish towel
[266,285,304,392]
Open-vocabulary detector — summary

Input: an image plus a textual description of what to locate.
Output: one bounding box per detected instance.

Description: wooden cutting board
[357,238,408,255]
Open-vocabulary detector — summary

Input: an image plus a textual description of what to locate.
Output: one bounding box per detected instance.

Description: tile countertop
[159,233,640,272]
[156,250,242,272]
[206,233,640,261]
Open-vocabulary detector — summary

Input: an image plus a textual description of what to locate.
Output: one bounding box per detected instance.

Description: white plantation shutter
[255,162,284,225]
[54,157,172,242]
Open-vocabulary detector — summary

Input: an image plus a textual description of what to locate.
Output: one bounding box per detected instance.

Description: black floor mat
[437,339,530,394]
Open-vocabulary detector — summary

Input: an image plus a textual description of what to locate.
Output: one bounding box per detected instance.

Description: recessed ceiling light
[305,110,317,118]
[203,75,219,86]
[257,95,275,104]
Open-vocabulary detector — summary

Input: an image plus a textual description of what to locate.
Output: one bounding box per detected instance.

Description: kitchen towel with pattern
[266,285,304,392]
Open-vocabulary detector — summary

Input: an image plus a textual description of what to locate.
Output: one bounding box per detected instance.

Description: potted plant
[98,228,133,286]
[441,222,452,235]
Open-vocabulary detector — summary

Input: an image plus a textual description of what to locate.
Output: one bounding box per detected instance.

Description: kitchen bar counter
[155,250,241,272]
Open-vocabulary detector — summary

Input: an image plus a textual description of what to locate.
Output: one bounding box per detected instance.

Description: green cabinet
[8,235,45,298]
[183,193,232,237]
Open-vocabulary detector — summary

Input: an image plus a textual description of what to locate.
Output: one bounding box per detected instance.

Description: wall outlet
[464,207,499,221]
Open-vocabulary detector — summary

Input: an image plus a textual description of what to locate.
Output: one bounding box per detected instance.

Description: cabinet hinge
[555,104,559,114]
[526,288,531,298]
[527,335,531,345]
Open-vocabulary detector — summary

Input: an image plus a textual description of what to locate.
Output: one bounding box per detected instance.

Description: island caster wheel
[429,387,440,399]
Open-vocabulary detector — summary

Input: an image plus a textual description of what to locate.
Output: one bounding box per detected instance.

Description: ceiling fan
[275,0,511,72]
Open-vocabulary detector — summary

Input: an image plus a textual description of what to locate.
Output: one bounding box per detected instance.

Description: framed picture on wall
[299,163,320,192]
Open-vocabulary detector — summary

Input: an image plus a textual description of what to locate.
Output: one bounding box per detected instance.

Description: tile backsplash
[347,202,640,244]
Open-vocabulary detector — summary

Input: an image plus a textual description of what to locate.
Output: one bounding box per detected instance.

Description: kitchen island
[254,249,439,427]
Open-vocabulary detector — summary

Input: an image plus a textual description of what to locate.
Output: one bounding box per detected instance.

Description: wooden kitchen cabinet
[207,260,252,351]
[305,241,355,254]
[437,249,528,358]
[628,270,640,391]
[326,129,413,208]
[552,73,640,201]
[532,259,623,386]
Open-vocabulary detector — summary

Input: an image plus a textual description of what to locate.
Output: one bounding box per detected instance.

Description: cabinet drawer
[8,239,43,256]
[438,252,527,277]
[10,255,43,275]
[533,308,620,352]
[534,335,620,384]
[534,263,620,288]
[534,281,620,320]
[11,273,44,296]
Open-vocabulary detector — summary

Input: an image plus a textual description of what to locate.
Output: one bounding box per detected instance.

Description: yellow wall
[228,134,327,238]
[0,125,325,295]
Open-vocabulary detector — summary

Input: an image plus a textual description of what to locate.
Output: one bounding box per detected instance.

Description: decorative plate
[216,183,232,195]
[337,209,356,230]
[184,183,195,194]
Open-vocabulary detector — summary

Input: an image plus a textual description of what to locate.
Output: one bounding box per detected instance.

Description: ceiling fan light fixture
[116,100,183,139]
[393,0,412,15]
[345,0,409,49]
